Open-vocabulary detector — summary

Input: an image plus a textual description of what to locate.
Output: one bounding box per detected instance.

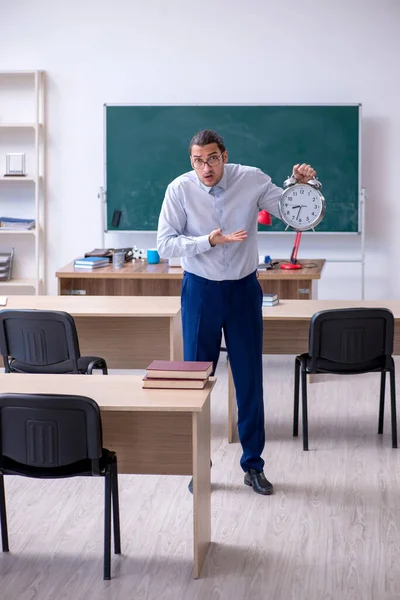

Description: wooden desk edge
[101,378,216,413]
[56,259,325,280]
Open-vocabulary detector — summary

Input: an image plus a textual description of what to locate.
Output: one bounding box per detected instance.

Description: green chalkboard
[105,105,360,232]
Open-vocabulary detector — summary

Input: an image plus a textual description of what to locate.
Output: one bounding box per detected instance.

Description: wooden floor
[1,356,400,600]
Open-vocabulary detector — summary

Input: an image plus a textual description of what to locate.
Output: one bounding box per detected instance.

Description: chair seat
[299,353,387,374]
[9,356,107,374]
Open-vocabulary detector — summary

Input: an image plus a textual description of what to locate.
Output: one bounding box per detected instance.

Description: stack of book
[74,256,110,269]
[0,249,14,282]
[262,293,279,307]
[257,262,272,271]
[0,217,35,231]
[142,360,213,389]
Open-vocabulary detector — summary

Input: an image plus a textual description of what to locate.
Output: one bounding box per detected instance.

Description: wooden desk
[228,299,400,442]
[56,259,325,300]
[0,296,182,369]
[0,373,215,578]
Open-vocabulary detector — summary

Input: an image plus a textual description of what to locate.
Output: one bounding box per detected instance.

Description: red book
[146,360,213,380]
[142,375,208,389]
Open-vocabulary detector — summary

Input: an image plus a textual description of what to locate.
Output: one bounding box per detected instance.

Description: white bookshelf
[0,70,45,294]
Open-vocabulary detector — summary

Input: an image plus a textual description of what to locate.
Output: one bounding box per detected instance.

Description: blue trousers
[181,270,265,472]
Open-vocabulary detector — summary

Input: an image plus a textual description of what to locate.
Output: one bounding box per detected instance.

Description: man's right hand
[208,228,248,247]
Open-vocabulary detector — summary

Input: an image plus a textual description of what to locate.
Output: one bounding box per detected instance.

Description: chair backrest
[0,393,103,474]
[0,310,81,372]
[308,308,394,371]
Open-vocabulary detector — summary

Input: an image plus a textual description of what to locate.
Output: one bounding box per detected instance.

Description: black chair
[0,310,107,374]
[0,393,121,579]
[293,308,397,451]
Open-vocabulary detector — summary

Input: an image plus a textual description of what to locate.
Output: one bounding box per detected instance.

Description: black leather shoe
[244,469,274,495]
[188,459,212,494]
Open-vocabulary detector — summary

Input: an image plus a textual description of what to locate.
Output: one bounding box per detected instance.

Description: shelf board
[0,278,37,288]
[0,229,36,235]
[0,176,36,182]
[0,123,42,129]
[0,176,43,182]
[0,71,38,75]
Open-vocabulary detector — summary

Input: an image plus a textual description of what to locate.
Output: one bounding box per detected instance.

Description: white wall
[1,0,399,298]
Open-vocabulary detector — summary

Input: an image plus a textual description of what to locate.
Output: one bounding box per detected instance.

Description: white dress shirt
[157,163,283,281]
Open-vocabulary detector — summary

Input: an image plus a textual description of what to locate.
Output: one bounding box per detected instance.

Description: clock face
[278,184,325,231]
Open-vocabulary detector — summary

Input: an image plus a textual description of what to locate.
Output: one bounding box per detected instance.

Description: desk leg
[227,358,237,443]
[312,279,319,299]
[192,397,211,578]
[170,314,183,361]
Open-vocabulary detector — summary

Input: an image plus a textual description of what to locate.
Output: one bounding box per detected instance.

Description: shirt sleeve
[256,168,284,219]
[157,184,211,258]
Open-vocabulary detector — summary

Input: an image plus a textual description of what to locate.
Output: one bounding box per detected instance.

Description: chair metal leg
[111,456,121,555]
[0,474,9,552]
[293,358,300,437]
[389,361,397,449]
[301,364,309,451]
[378,371,386,434]
[86,361,94,374]
[104,469,112,580]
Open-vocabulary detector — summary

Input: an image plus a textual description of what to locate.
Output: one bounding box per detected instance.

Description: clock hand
[292,205,300,218]
[296,204,309,220]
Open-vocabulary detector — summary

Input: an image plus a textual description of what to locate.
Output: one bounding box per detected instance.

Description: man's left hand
[293,163,316,183]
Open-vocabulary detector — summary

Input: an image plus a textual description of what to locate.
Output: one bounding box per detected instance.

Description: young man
[157,130,316,495]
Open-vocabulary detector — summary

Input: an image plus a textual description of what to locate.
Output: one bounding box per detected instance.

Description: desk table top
[0,295,181,318]
[262,299,400,320]
[0,374,215,412]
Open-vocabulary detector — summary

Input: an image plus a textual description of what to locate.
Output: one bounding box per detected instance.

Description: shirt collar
[196,168,228,193]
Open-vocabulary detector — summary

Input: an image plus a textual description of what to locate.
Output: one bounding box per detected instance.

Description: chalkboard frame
[103,103,362,234]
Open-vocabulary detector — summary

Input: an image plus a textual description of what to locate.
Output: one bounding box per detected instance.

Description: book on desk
[143,360,213,389]
[74,257,110,269]
[263,293,279,307]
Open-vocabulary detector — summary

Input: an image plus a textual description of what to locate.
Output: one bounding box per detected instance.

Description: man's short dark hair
[189,130,226,155]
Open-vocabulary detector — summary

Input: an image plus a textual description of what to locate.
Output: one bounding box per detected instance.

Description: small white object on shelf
[5,153,25,176]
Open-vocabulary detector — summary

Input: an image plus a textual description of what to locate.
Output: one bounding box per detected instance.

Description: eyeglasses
[191,154,223,169]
